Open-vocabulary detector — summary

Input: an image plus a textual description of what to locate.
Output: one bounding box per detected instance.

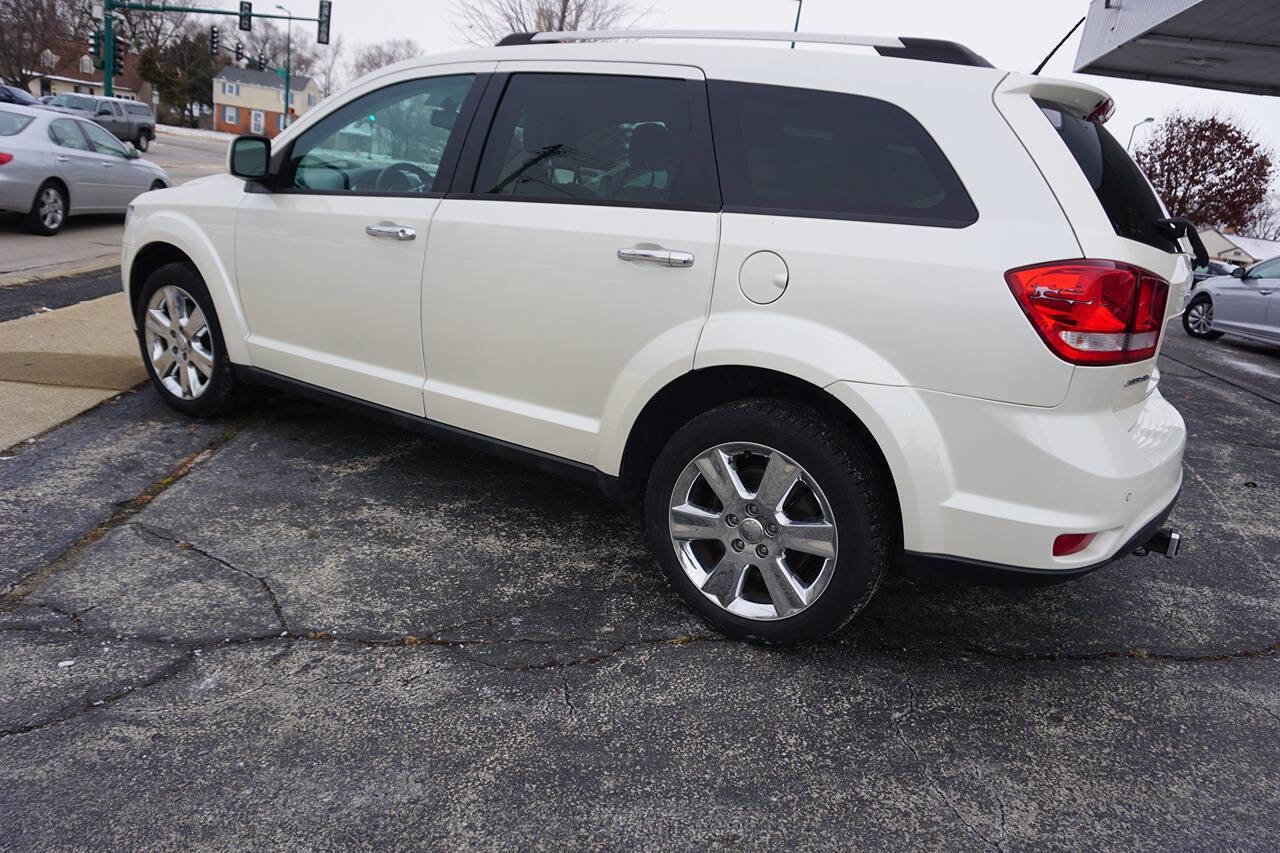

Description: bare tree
[454,0,646,47]
[1134,111,1275,232]
[348,38,419,79]
[241,18,316,76]
[0,0,71,87]
[313,32,344,97]
[1246,194,1280,241]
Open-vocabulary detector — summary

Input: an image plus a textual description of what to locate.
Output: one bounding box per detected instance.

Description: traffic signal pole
[100,1,324,97]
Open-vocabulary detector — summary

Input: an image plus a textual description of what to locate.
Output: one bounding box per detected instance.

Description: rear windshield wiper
[1154,217,1209,268]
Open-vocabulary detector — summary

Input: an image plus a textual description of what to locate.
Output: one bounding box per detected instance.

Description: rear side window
[1037,103,1176,253]
[473,73,717,208]
[707,81,977,227]
[0,110,33,135]
[125,102,151,116]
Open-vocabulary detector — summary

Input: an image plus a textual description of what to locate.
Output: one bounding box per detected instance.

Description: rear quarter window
[125,103,151,116]
[1036,103,1177,254]
[0,110,34,135]
[707,81,977,227]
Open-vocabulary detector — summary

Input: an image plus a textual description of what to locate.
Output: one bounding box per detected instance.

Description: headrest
[628,123,670,172]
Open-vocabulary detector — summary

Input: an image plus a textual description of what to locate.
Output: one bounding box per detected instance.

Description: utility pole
[103,4,115,96]
[277,4,292,128]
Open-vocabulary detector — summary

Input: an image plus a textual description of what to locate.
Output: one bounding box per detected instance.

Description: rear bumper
[897,489,1180,586]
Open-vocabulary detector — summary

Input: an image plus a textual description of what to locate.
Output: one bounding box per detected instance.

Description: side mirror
[126,147,140,160]
[1232,266,1246,279]
[228,134,271,181]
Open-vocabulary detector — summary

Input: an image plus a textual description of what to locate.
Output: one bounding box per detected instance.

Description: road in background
[0,130,227,286]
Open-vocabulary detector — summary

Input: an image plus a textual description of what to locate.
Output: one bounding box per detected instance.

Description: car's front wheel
[645,399,894,645]
[1183,295,1224,340]
[136,263,249,417]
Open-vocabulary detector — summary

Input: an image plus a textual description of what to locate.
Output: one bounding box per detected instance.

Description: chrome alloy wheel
[668,442,839,621]
[143,285,215,400]
[1186,300,1213,334]
[39,187,64,231]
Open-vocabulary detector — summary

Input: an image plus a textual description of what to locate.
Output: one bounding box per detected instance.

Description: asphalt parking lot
[1,289,1277,848]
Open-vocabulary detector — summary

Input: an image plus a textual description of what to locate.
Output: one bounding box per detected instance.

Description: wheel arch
[125,221,250,364]
[35,176,70,213]
[616,366,902,533]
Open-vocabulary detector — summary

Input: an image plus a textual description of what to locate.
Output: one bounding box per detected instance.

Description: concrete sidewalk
[0,292,144,451]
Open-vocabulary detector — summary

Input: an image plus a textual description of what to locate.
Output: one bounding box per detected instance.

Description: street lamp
[1127,116,1154,152]
[275,3,293,129]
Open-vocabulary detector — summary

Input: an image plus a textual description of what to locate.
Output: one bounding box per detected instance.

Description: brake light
[1085,97,1115,124]
[0,152,12,166]
[1053,532,1096,557]
[1005,260,1169,365]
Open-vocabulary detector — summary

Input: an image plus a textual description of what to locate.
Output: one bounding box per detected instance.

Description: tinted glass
[0,109,33,135]
[2,85,38,105]
[1037,103,1176,253]
[287,74,474,193]
[474,73,710,206]
[48,118,90,150]
[707,81,977,227]
[125,102,151,116]
[1251,258,1280,279]
[81,120,127,156]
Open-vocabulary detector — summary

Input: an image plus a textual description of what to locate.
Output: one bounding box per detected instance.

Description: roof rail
[495,30,995,68]
[525,30,906,49]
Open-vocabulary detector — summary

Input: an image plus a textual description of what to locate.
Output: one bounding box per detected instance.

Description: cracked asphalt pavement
[1,322,1278,849]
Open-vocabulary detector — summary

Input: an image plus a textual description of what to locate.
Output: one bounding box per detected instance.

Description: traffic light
[317,1,331,45]
[235,42,244,63]
[239,2,253,32]
[88,30,100,57]
[209,26,220,57]
[112,35,125,76]
[257,52,268,71]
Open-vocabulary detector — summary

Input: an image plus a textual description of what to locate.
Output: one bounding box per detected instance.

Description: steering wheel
[375,161,433,192]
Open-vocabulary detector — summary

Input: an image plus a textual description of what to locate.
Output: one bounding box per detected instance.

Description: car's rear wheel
[645,398,894,645]
[136,263,249,417]
[1183,295,1224,340]
[26,181,67,236]
[134,132,150,151]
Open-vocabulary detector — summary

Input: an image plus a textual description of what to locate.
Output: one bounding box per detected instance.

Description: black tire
[134,132,150,151]
[25,180,67,236]
[135,262,250,417]
[1182,295,1225,340]
[149,180,165,192]
[645,398,895,645]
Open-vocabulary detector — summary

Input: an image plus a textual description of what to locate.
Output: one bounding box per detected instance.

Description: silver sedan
[1183,255,1280,345]
[0,103,169,235]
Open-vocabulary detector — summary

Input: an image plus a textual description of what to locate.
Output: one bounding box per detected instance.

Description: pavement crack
[129,522,289,634]
[1,427,243,608]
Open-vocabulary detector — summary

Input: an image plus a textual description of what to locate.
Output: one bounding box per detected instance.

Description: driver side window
[286,73,474,194]
[1251,258,1280,280]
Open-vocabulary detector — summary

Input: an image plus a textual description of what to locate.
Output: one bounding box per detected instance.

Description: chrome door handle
[617,246,695,268]
[1260,289,1274,296]
[365,223,416,241]
[55,155,70,162]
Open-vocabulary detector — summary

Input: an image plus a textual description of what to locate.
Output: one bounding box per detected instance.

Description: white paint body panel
[122,41,1188,574]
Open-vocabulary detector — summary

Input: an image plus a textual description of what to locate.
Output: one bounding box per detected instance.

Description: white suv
[122,31,1193,643]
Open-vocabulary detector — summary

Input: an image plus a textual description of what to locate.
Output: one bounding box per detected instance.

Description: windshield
[0,109,34,135]
[51,94,95,111]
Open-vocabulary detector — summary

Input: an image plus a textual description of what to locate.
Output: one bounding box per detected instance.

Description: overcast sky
[314,0,1280,159]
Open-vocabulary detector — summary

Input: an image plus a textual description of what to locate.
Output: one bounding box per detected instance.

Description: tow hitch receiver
[1134,526,1182,558]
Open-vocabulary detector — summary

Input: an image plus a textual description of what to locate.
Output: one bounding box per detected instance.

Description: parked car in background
[0,104,169,235]
[46,95,156,150]
[1184,255,1280,344]
[0,83,40,106]
[1192,259,1234,285]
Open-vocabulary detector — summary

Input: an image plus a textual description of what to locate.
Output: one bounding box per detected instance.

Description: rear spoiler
[997,74,1115,123]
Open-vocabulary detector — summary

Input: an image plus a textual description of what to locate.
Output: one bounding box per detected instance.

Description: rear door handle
[617,246,695,268]
[55,156,70,162]
[365,223,416,241]
[1261,289,1274,296]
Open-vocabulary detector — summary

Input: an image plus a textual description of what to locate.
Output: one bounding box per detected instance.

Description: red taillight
[0,152,12,166]
[1053,532,1096,557]
[1005,260,1169,366]
[1086,97,1115,124]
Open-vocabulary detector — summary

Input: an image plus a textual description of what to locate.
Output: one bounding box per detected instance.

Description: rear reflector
[1053,532,1096,557]
[1005,260,1169,366]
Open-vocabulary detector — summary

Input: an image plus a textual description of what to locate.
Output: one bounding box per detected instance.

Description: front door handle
[55,155,70,162]
[365,223,416,241]
[617,246,695,268]
[1260,289,1274,296]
